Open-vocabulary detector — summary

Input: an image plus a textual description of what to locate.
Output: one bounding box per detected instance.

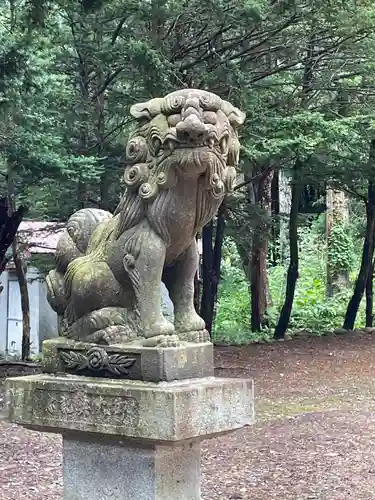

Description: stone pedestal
[42,338,214,382]
[63,437,201,500]
[5,340,254,499]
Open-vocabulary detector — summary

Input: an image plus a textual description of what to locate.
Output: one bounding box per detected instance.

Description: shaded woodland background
[3,0,375,357]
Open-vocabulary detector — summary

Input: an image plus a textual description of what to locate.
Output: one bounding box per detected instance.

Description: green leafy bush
[214,221,366,344]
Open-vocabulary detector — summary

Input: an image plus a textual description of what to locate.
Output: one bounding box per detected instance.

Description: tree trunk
[193,236,201,313]
[74,22,91,211]
[278,169,292,263]
[250,169,273,331]
[343,142,375,330]
[98,88,110,210]
[200,206,225,334]
[366,259,374,328]
[270,171,280,266]
[343,141,375,330]
[274,168,302,339]
[0,197,25,274]
[326,88,351,296]
[250,244,265,332]
[77,179,87,209]
[95,27,110,211]
[193,271,200,313]
[7,164,31,360]
[12,238,31,360]
[274,34,315,339]
[326,189,349,296]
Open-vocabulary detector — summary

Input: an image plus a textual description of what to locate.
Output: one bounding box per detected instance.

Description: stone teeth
[208,138,215,148]
[168,140,175,152]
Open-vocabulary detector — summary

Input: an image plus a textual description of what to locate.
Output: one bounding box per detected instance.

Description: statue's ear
[130,98,164,120]
[130,103,151,120]
[228,108,246,128]
[221,100,246,128]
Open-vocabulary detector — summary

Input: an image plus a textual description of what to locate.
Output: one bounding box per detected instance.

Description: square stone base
[5,374,254,442]
[42,338,213,382]
[6,374,254,500]
[63,436,201,500]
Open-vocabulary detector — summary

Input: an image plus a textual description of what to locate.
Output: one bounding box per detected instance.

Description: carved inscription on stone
[32,389,140,428]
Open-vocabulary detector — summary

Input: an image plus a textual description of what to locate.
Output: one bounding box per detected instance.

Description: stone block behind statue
[46,89,245,347]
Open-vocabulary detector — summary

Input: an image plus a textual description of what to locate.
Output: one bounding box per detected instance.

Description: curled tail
[46,208,112,318]
[63,307,141,345]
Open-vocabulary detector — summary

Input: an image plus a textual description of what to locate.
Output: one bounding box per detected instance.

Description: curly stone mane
[47,89,245,346]
[114,89,244,244]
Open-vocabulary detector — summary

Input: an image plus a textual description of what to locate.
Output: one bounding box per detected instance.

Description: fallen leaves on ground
[2,331,375,499]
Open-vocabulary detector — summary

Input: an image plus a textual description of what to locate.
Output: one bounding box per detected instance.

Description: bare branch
[90,67,126,101]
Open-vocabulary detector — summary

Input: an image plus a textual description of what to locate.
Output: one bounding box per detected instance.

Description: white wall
[0,268,175,356]
[0,267,57,356]
[38,279,58,347]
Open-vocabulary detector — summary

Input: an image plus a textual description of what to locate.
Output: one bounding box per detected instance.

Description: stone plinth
[6,333,254,500]
[5,372,254,500]
[6,374,253,441]
[63,437,201,500]
[42,338,213,382]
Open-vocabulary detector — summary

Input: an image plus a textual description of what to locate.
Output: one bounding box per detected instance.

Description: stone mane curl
[114,89,245,240]
[45,88,246,346]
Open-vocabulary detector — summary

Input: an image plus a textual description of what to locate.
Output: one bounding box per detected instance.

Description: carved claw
[127,334,181,348]
[178,330,211,343]
[143,318,175,339]
[174,312,206,334]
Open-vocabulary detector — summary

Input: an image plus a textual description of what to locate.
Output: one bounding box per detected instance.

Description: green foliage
[2,0,375,347]
[212,240,251,344]
[269,223,361,333]
[214,221,366,344]
[327,222,355,274]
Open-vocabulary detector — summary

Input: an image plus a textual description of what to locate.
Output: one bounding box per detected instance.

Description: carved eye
[203,111,217,125]
[126,136,147,162]
[167,114,181,127]
[149,137,162,156]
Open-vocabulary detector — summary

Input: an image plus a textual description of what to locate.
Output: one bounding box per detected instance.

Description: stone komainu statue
[46,89,245,346]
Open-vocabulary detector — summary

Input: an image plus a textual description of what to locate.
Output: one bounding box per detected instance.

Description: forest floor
[2,331,375,499]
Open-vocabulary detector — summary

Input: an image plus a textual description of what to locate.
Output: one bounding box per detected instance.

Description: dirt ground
[2,331,375,499]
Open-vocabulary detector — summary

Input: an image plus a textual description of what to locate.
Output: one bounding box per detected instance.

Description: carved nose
[176,114,207,142]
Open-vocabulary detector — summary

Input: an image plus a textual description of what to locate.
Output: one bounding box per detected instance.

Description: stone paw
[100,326,138,346]
[175,312,206,334]
[179,330,211,343]
[144,318,175,339]
[140,334,180,348]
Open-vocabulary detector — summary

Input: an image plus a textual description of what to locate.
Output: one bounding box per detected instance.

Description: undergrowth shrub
[213,239,251,344]
[213,219,365,344]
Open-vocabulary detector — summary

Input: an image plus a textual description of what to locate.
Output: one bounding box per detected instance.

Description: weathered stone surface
[363,327,375,334]
[6,374,254,442]
[45,89,245,347]
[334,328,350,335]
[63,437,201,500]
[42,337,214,382]
[8,89,250,499]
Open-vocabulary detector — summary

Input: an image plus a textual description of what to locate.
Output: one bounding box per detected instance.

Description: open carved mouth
[150,135,229,156]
